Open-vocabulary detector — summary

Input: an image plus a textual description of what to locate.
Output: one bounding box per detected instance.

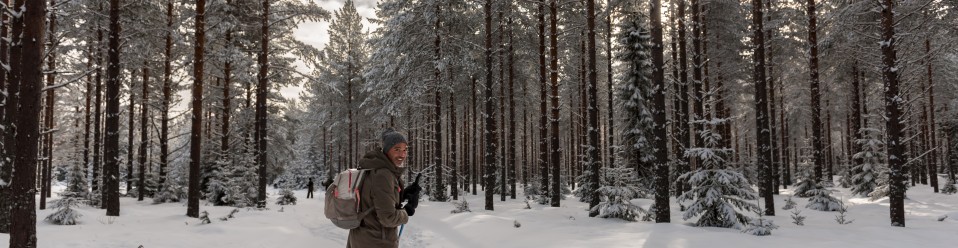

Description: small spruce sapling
[45,192,85,225]
[941,178,957,195]
[451,199,472,214]
[834,201,854,224]
[199,211,212,224]
[743,200,778,236]
[805,186,842,211]
[791,209,806,226]
[782,195,796,210]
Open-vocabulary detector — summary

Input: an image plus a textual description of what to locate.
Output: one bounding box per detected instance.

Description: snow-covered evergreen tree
[45,192,84,225]
[591,165,648,221]
[616,9,655,186]
[678,168,760,229]
[805,187,842,211]
[850,128,885,197]
[942,178,957,195]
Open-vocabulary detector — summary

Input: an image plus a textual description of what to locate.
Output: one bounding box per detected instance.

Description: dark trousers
[307,189,314,198]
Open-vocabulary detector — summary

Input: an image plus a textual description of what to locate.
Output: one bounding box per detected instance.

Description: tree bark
[508,10,517,200]
[10,0,46,245]
[188,0,207,218]
[537,3,549,197]
[752,0,774,216]
[483,0,496,211]
[676,0,691,195]
[879,0,905,227]
[255,0,270,209]
[806,0,824,184]
[139,65,150,201]
[549,0,561,208]
[586,0,601,217]
[104,0,122,216]
[451,95,458,200]
[159,0,174,194]
[93,2,104,200]
[650,0,671,223]
[925,39,938,193]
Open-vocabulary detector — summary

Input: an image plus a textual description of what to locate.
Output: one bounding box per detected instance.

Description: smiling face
[386,143,408,167]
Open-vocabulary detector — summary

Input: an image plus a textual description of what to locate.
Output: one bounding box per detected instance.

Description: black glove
[404,204,416,216]
[401,174,422,204]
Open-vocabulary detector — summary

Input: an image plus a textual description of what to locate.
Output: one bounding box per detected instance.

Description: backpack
[324,169,376,229]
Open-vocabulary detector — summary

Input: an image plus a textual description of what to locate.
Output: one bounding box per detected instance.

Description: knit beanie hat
[382,128,407,154]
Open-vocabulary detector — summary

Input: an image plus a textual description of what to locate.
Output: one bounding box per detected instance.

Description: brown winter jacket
[346,150,409,248]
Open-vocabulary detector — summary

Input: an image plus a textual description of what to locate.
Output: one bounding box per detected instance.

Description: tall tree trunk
[471,77,478,195]
[676,0,691,194]
[93,2,104,200]
[879,0,905,227]
[549,0,561,208]
[650,0,670,223]
[752,0,774,216]
[255,0,270,209]
[451,95,458,200]
[127,71,135,197]
[139,65,150,201]
[690,0,703,159]
[765,0,779,193]
[434,3,446,201]
[606,9,615,169]
[159,0,174,194]
[223,0,233,167]
[483,0,496,211]
[806,0,824,184]
[586,0,601,217]
[188,0,207,218]
[537,3,549,197]
[104,0,122,216]
[924,39,938,193]
[508,10,517,200]
[0,0,16,234]
[10,0,46,245]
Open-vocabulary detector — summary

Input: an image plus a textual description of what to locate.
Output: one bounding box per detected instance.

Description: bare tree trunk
[93,2,104,200]
[650,0,670,223]
[676,0,691,195]
[255,0,270,208]
[538,3,549,197]
[10,0,46,245]
[752,0,774,216]
[451,95,458,200]
[104,0,122,216]
[139,65,150,201]
[764,0,779,193]
[586,0,601,217]
[878,0,905,227]
[222,0,233,165]
[606,9,615,169]
[471,77,478,195]
[925,39,938,193]
[0,0,16,234]
[159,0,174,194]
[806,0,824,184]
[188,0,207,218]
[127,71,135,197]
[549,0,561,208]
[508,10,517,200]
[483,0,496,211]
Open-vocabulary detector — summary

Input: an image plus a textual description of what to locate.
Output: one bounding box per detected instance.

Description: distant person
[347,128,421,248]
[307,178,315,199]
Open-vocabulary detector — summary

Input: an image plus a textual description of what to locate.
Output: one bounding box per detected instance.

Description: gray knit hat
[381,128,407,154]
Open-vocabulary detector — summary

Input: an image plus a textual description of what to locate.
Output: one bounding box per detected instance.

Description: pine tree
[678,117,758,229]
[851,128,885,197]
[591,165,648,221]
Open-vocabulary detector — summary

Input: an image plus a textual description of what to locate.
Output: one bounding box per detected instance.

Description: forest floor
[2,178,958,248]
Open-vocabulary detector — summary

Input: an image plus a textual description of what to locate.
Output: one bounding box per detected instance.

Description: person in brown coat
[347,128,420,248]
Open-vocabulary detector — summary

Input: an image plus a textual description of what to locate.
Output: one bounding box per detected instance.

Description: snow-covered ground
[3,182,957,248]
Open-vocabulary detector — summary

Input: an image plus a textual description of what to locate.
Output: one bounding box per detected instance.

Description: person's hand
[404,204,416,216]
[401,174,422,203]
